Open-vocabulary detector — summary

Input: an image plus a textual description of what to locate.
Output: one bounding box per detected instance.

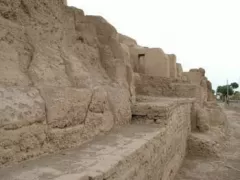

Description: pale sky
[68,0,240,90]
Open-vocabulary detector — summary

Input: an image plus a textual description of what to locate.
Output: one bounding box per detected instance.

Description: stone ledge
[0,125,163,180]
[0,115,190,180]
[132,96,194,124]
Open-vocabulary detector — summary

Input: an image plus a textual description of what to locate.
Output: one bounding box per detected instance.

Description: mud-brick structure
[0,1,228,180]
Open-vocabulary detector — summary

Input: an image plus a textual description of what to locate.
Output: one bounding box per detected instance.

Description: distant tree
[231,82,239,89]
[216,85,234,96]
[216,86,222,93]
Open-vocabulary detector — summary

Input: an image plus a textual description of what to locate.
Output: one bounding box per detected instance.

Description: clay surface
[0,98,192,180]
[0,1,231,180]
[0,0,132,167]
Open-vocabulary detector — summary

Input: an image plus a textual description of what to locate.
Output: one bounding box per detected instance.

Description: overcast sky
[68,0,240,90]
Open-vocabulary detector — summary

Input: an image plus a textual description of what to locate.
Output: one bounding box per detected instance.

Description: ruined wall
[0,98,193,180]
[128,40,227,162]
[118,33,137,47]
[0,2,227,180]
[134,74,200,99]
[134,66,214,107]
[185,68,206,85]
[183,68,216,105]
[131,97,192,180]
[176,63,183,78]
[129,47,147,74]
[144,48,170,77]
[0,0,133,167]
[168,54,177,78]
[125,45,172,78]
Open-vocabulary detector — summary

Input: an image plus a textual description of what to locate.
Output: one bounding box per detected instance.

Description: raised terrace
[0,0,229,180]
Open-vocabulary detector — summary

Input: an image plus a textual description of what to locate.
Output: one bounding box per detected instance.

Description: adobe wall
[129,98,193,180]
[0,1,227,180]
[134,65,214,106]
[127,47,171,77]
[118,33,138,47]
[129,47,147,73]
[176,63,183,78]
[132,53,227,161]
[134,74,199,99]
[168,54,177,78]
[1,98,193,180]
[185,71,202,85]
[0,0,133,167]
[144,48,170,77]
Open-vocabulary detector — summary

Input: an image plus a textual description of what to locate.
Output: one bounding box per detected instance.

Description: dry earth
[175,105,240,180]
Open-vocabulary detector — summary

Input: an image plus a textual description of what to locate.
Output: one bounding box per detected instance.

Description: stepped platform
[0,98,193,180]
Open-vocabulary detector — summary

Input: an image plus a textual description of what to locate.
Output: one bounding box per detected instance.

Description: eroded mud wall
[0,0,134,166]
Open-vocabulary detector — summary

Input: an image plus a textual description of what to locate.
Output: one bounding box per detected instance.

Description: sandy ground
[175,106,240,180]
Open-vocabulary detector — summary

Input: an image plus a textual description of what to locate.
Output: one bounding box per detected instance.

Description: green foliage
[231,82,239,89]
[217,82,239,98]
[216,85,234,96]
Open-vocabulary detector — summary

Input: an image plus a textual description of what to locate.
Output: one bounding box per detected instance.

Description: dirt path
[175,107,240,180]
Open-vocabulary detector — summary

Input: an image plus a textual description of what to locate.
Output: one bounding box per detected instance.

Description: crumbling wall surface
[184,68,229,158]
[176,63,183,78]
[134,74,174,97]
[207,80,215,101]
[0,2,229,179]
[118,33,137,47]
[135,74,201,100]
[0,0,133,166]
[171,83,201,99]
[137,66,229,159]
[131,97,193,180]
[189,102,229,157]
[183,68,215,106]
[0,103,191,180]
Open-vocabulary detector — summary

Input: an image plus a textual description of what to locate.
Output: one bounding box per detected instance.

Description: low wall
[135,74,201,100]
[132,97,193,180]
[0,98,193,180]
